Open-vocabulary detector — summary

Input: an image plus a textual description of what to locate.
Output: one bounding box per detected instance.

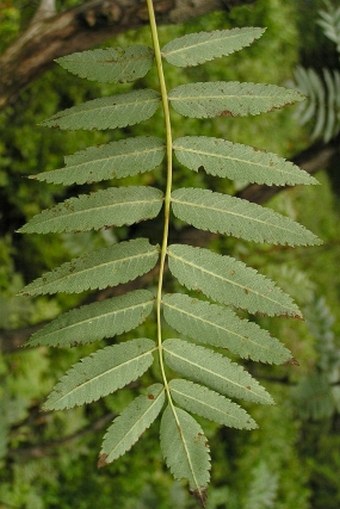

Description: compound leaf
[163,338,273,405]
[172,188,320,246]
[21,238,159,296]
[173,136,317,186]
[99,383,165,465]
[167,244,301,317]
[169,379,257,430]
[162,293,291,364]
[45,338,156,410]
[162,27,265,67]
[169,81,304,118]
[160,405,210,501]
[56,46,154,83]
[33,137,165,185]
[42,89,160,130]
[20,186,163,234]
[29,289,154,347]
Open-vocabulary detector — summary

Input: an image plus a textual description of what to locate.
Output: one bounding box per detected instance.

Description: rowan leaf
[20,186,163,234]
[162,293,291,364]
[160,405,210,501]
[163,338,273,405]
[20,238,159,296]
[162,27,265,67]
[33,137,165,185]
[169,379,257,429]
[41,89,160,130]
[100,384,165,465]
[172,188,321,246]
[169,81,304,118]
[173,136,317,186]
[44,338,156,410]
[167,244,301,317]
[56,46,154,83]
[29,289,154,347]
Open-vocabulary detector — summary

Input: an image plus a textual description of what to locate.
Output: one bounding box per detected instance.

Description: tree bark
[0,0,255,109]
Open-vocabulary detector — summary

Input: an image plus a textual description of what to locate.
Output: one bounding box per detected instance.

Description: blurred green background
[0,0,339,507]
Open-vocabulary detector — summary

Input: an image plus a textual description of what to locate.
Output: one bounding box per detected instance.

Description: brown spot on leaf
[194,432,204,443]
[220,110,235,117]
[285,357,300,367]
[190,487,208,508]
[292,313,303,320]
[147,393,155,400]
[97,453,108,468]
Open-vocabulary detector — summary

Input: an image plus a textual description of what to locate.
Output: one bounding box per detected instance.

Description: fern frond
[161,27,265,67]
[169,379,257,430]
[292,66,340,142]
[173,136,317,186]
[56,46,154,83]
[19,186,163,234]
[160,405,210,500]
[244,462,279,509]
[169,82,304,119]
[172,188,320,246]
[41,89,161,130]
[317,2,340,53]
[293,373,334,420]
[44,338,156,410]
[20,238,159,295]
[99,384,165,465]
[167,244,301,317]
[33,137,165,185]
[163,338,273,404]
[162,293,291,364]
[29,289,154,347]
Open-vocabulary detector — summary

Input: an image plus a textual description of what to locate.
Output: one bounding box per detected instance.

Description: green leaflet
[169,379,257,430]
[173,136,317,186]
[33,137,165,185]
[167,244,301,317]
[44,338,156,410]
[160,405,210,500]
[41,89,160,130]
[172,188,320,246]
[29,289,154,347]
[20,186,163,234]
[56,46,154,83]
[161,27,265,67]
[20,238,159,296]
[99,384,165,465]
[162,293,291,364]
[169,81,304,118]
[163,338,273,405]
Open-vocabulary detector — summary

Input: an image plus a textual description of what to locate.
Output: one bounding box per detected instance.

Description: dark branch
[237,136,340,203]
[8,411,116,460]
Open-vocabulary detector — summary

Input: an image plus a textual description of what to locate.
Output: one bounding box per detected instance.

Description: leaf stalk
[146,0,173,397]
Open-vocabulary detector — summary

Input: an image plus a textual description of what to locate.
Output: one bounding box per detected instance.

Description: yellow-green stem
[146,0,173,400]
[146,4,208,495]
